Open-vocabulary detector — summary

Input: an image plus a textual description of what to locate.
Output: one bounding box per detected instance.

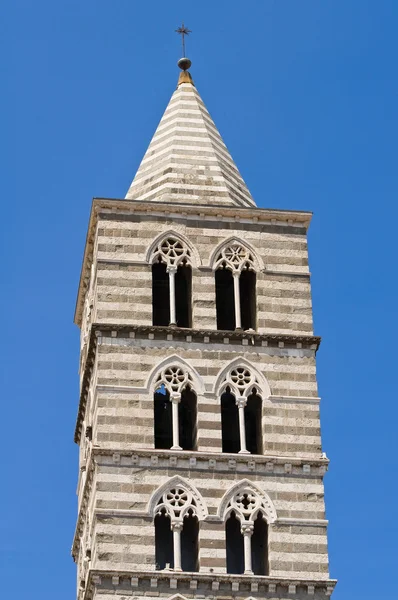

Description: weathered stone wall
[90,338,321,458]
[92,212,313,335]
[73,205,334,600]
[89,459,328,579]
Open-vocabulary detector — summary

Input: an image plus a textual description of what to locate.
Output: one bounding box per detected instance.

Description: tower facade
[72,62,336,600]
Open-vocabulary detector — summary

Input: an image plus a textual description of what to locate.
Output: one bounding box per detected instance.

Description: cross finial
[175,22,191,57]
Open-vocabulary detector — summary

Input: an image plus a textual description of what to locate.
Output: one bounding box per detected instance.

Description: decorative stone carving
[156,366,193,395]
[151,237,191,269]
[218,479,277,524]
[155,486,199,523]
[221,365,259,398]
[214,242,255,273]
[149,476,208,522]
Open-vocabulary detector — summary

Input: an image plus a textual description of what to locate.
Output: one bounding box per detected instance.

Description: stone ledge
[75,323,321,444]
[93,447,329,475]
[82,569,336,600]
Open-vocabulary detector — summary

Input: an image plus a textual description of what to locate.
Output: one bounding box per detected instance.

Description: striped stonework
[72,67,336,600]
[125,82,255,208]
[85,211,313,341]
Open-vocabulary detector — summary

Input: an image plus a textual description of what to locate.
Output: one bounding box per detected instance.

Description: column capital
[232,269,241,279]
[167,265,178,274]
[241,522,254,536]
[170,392,182,403]
[171,519,184,532]
[236,396,247,409]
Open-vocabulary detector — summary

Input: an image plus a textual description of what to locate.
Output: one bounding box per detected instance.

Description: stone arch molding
[213,357,271,399]
[146,230,201,268]
[218,479,277,524]
[145,355,205,396]
[148,476,208,522]
[209,236,264,273]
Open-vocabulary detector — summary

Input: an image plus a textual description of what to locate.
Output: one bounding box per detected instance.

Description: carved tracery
[155,486,199,523]
[220,481,277,524]
[152,237,191,268]
[214,243,255,273]
[154,366,196,451]
[155,366,193,395]
[222,366,259,398]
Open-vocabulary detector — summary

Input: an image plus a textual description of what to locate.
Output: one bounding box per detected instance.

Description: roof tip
[177,57,194,87]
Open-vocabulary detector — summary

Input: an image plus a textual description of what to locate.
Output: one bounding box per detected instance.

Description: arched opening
[240,270,256,330]
[179,387,197,451]
[251,513,268,575]
[155,511,174,570]
[221,387,240,453]
[244,390,263,454]
[175,263,192,327]
[181,511,199,572]
[152,262,170,326]
[154,385,172,449]
[226,511,244,574]
[215,268,235,331]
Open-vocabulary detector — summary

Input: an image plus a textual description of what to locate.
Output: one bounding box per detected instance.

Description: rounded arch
[148,475,208,521]
[209,236,264,272]
[218,479,277,524]
[146,355,205,396]
[213,357,271,399]
[146,230,201,268]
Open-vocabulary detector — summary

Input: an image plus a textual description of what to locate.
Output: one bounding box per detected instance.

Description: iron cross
[175,22,191,57]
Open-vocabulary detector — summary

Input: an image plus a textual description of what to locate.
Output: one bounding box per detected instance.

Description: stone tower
[72,59,336,600]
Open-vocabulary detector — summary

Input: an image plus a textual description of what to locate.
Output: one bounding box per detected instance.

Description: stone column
[168,266,177,326]
[233,271,242,330]
[241,522,254,574]
[171,520,183,571]
[236,396,249,454]
[170,392,182,450]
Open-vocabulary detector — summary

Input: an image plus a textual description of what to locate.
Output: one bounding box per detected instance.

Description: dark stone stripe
[263,441,322,453]
[99,212,308,235]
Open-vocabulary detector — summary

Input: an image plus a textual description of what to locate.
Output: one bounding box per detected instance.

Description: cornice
[74,197,313,327]
[72,447,329,560]
[74,324,321,444]
[82,569,336,600]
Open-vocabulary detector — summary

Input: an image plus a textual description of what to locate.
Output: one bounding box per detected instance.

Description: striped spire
[125,73,256,208]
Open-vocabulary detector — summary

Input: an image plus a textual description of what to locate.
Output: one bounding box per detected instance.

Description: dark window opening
[226,512,244,574]
[240,269,256,330]
[155,511,174,570]
[152,262,170,326]
[245,391,262,454]
[215,268,235,331]
[251,513,268,575]
[181,512,199,572]
[179,387,197,450]
[175,263,192,327]
[221,387,240,453]
[154,386,172,449]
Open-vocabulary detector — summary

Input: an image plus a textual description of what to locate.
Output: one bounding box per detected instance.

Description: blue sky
[2,1,397,598]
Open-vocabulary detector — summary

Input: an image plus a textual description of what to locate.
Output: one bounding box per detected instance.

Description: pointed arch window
[151,238,192,328]
[154,485,201,572]
[222,485,274,575]
[154,366,197,451]
[220,367,263,455]
[214,243,257,331]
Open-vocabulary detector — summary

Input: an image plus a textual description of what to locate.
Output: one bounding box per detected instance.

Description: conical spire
[125,60,256,208]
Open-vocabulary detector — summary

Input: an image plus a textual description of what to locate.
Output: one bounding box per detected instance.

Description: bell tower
[72,54,336,600]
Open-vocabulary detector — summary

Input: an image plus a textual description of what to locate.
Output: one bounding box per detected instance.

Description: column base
[171,445,182,451]
[239,449,250,454]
